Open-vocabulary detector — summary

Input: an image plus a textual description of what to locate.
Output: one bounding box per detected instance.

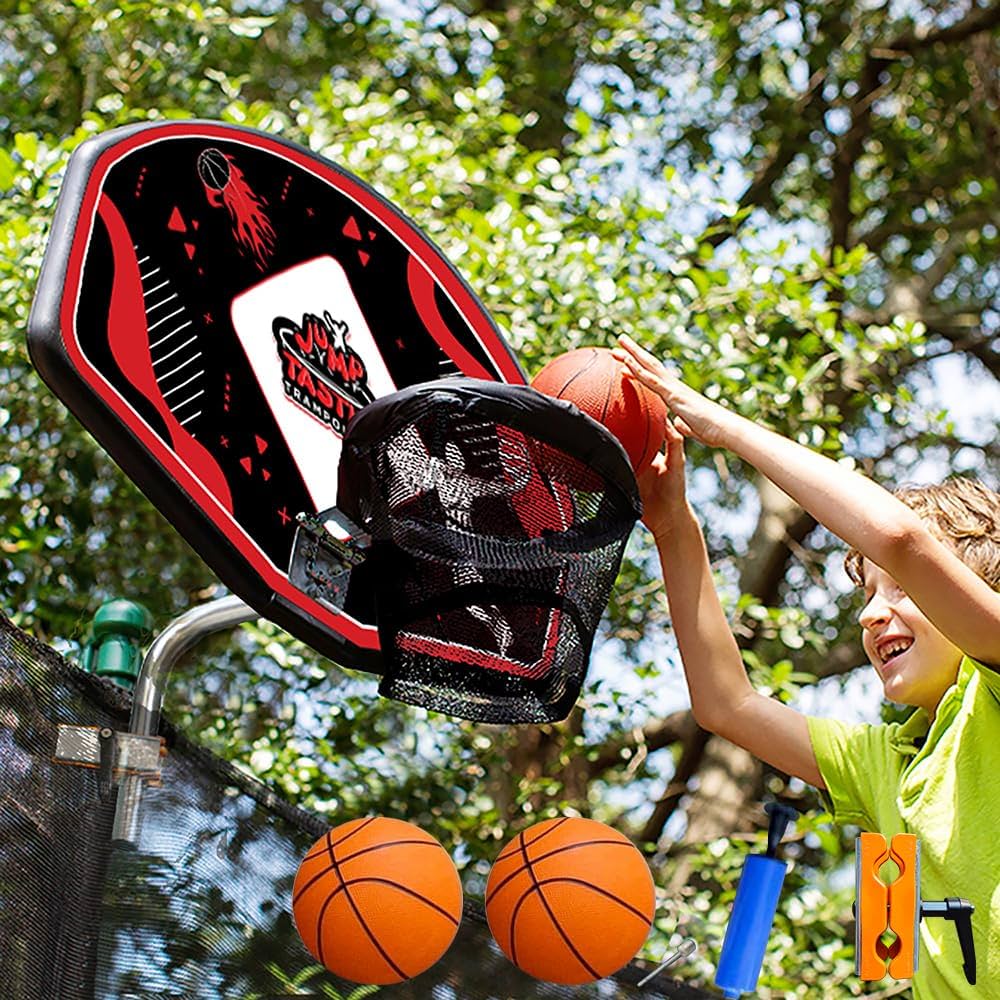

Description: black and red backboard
[28,120,525,672]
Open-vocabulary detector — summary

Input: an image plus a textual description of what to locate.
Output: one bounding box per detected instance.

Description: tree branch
[849,300,1000,380]
[889,1,1000,52]
[854,206,995,256]
[700,3,1000,250]
[808,637,867,680]
[583,709,693,779]
[639,721,710,846]
[928,326,1000,380]
[967,31,1000,191]
[830,54,891,253]
[703,65,828,249]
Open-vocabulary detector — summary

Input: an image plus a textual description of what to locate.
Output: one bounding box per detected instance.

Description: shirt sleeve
[806,715,897,830]
[969,655,1000,703]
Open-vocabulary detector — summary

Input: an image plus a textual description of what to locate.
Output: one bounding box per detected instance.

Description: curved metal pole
[113,594,258,842]
[129,593,257,737]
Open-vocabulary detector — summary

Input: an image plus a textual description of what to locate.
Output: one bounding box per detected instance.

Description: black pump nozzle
[763,802,798,858]
[921,898,976,985]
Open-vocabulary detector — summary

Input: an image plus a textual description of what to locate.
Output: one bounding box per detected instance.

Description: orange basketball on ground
[485,817,655,984]
[292,816,462,984]
[531,347,667,474]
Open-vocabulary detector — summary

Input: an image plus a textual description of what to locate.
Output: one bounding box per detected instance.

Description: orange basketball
[531,347,667,474]
[292,816,462,984]
[485,817,655,984]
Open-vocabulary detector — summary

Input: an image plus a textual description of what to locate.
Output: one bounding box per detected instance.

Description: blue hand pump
[714,802,798,998]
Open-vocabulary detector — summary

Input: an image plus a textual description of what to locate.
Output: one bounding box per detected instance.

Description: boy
[614,334,1000,998]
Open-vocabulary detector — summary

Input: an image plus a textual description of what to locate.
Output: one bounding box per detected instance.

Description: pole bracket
[54,724,164,801]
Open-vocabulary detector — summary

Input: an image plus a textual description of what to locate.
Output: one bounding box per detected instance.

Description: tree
[1,2,997,994]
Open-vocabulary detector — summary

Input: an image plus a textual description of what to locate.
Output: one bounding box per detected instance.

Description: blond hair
[844,477,1000,591]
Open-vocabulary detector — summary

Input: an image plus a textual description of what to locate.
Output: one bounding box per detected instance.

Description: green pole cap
[84,599,154,689]
[92,599,154,639]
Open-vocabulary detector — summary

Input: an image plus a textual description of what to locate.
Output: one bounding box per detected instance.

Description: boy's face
[858,559,963,715]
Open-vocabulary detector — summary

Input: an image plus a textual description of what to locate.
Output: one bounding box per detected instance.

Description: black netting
[338,379,641,724]
[0,611,712,1000]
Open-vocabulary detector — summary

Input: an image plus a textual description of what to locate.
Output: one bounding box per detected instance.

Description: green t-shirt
[807,656,1000,999]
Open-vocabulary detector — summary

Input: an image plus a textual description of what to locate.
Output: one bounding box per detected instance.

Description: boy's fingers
[673,416,694,437]
[620,354,662,386]
[618,333,656,367]
[663,421,687,470]
[663,415,683,443]
[647,451,668,475]
[617,334,665,374]
[616,338,685,391]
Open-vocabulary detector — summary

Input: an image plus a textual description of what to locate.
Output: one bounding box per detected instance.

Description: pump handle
[764,802,798,858]
[920,898,975,985]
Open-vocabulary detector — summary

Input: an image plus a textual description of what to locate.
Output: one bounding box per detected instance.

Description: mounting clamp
[54,724,164,802]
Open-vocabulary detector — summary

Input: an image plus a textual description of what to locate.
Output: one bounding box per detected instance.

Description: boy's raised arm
[616,336,1000,670]
[639,417,825,788]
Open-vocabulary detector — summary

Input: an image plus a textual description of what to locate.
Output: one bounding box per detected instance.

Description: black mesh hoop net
[0,611,712,1000]
[337,379,642,725]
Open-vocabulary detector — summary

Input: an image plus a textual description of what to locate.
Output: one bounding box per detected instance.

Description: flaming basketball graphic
[198,147,277,271]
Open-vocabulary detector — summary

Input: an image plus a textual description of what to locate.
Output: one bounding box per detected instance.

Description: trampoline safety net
[0,610,712,1000]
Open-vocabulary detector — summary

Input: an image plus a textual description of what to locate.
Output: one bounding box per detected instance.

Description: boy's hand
[613,334,732,448]
[638,416,689,539]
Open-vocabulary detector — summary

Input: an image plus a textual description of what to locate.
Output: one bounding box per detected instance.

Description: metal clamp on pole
[111,593,258,844]
[53,725,164,801]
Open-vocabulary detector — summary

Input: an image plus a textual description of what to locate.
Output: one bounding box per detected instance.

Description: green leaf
[0,149,16,189]
[13,132,38,164]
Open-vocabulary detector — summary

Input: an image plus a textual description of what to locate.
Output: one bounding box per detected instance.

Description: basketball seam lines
[332,816,378,851]
[314,886,343,973]
[509,832,531,968]
[353,877,459,924]
[495,817,569,865]
[554,348,600,398]
[323,825,409,981]
[636,382,653,468]
[532,876,652,924]
[302,837,440,867]
[295,860,460,924]
[304,876,461,925]
[513,829,601,980]
[599,375,612,425]
[313,832,345,968]
[485,839,637,906]
[294,858,340,907]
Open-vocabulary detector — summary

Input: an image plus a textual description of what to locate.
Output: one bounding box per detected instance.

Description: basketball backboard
[28,120,525,672]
